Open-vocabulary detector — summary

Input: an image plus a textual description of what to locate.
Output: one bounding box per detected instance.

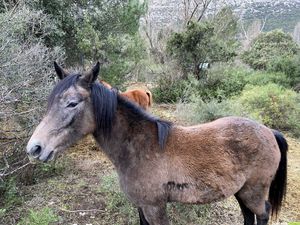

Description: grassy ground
[1,103,299,225]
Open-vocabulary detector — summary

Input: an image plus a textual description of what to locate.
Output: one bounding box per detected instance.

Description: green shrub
[245,70,291,87]
[267,55,300,87]
[237,83,300,136]
[242,30,299,70]
[152,76,190,103]
[18,207,59,225]
[176,98,244,124]
[167,14,237,77]
[197,64,249,101]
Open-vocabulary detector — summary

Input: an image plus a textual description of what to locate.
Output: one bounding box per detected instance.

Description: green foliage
[242,30,299,70]
[246,70,291,88]
[196,64,249,101]
[18,207,59,225]
[167,18,237,77]
[33,0,147,75]
[237,84,300,136]
[152,76,190,103]
[0,178,22,209]
[175,65,300,136]
[176,98,243,124]
[212,7,238,43]
[267,54,300,87]
[100,34,146,86]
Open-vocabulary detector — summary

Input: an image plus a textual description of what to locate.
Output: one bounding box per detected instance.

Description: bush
[245,70,291,88]
[152,76,190,103]
[176,98,244,124]
[242,30,299,70]
[167,20,237,77]
[196,64,249,101]
[237,83,300,136]
[267,55,300,87]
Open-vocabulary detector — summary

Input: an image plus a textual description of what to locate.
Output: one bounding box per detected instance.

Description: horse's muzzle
[26,141,54,162]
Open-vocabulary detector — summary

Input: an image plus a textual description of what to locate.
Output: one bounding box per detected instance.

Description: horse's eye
[67,102,78,108]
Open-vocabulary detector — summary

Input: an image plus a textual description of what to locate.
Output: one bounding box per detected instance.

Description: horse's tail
[269,129,288,218]
[146,90,153,107]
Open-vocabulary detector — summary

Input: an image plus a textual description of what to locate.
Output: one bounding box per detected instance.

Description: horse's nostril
[31,145,42,158]
[45,151,54,162]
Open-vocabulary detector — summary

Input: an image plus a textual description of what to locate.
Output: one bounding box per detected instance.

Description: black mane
[116,94,172,149]
[91,81,172,149]
[47,74,172,149]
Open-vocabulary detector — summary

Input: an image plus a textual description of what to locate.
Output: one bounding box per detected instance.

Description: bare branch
[0,162,32,178]
[58,208,105,213]
[197,0,212,22]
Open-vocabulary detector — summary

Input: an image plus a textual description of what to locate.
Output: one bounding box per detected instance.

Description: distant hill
[146,0,300,33]
[241,1,300,32]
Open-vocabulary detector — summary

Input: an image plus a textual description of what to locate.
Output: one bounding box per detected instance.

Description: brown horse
[99,79,112,89]
[99,80,152,110]
[27,62,288,225]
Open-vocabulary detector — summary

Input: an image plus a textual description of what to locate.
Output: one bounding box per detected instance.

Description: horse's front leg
[140,204,169,225]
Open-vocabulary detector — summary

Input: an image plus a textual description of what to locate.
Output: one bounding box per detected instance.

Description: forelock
[47,74,81,111]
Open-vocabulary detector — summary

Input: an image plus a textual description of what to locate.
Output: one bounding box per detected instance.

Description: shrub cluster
[238,84,300,135]
[174,64,300,136]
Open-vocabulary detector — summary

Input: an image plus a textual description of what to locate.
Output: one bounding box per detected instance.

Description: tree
[167,11,237,78]
[33,0,147,85]
[242,30,299,70]
[182,0,213,25]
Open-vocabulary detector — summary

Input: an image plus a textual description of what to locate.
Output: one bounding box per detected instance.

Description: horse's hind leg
[138,207,150,225]
[141,204,169,225]
[237,182,271,225]
[235,194,255,225]
[256,201,271,225]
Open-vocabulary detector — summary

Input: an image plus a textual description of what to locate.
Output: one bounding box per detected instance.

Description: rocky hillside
[146,0,300,33]
[241,0,300,32]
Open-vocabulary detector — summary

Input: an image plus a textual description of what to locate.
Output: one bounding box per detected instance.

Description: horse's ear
[82,62,100,85]
[54,61,69,80]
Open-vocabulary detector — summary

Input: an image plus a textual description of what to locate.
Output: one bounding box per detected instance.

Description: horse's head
[26,62,100,162]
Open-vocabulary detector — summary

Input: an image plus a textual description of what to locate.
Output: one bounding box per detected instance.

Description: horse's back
[161,116,281,203]
[169,116,280,164]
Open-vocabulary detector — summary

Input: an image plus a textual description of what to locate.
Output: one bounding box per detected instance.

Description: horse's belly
[166,180,242,204]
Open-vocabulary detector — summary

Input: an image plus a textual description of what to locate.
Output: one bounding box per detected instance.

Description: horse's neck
[94,108,156,172]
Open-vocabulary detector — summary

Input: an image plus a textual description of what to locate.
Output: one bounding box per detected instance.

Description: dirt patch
[280,136,300,222]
